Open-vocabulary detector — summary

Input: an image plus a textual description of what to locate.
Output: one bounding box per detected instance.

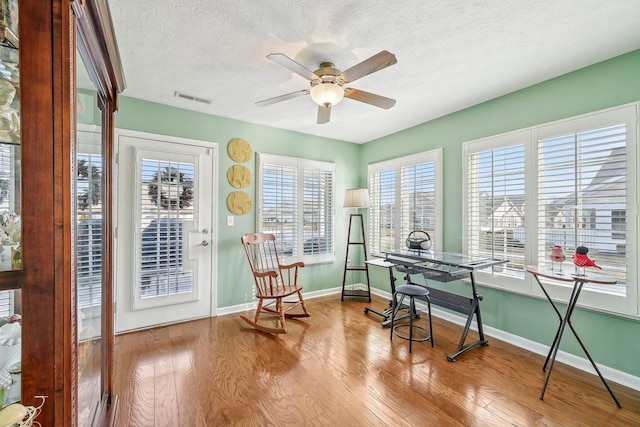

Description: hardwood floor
[113,294,640,426]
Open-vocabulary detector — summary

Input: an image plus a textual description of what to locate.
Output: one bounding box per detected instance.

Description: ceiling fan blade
[267,53,318,81]
[317,105,331,124]
[344,88,396,109]
[340,50,397,83]
[256,89,309,106]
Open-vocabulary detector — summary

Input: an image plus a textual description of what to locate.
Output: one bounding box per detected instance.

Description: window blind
[0,145,12,211]
[369,168,396,254]
[77,152,104,309]
[138,159,194,298]
[258,153,335,264]
[368,149,441,255]
[260,162,298,257]
[463,105,637,315]
[400,161,436,245]
[467,143,526,276]
[537,123,627,289]
[303,167,333,255]
[0,290,12,317]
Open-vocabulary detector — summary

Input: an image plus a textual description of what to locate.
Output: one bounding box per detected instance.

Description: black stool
[390,284,433,353]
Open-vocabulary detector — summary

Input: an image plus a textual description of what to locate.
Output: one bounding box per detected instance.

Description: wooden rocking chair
[240,232,310,334]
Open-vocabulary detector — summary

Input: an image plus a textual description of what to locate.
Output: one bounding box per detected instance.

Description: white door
[115,130,217,333]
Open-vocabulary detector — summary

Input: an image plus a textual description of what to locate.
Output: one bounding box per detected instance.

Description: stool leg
[408,297,415,353]
[427,296,434,347]
[390,293,404,342]
[390,292,395,341]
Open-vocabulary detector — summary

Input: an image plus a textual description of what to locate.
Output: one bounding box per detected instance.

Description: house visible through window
[257,153,335,264]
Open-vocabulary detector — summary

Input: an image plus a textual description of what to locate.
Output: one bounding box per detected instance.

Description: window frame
[462,130,532,293]
[463,104,638,317]
[257,153,336,265]
[368,149,443,255]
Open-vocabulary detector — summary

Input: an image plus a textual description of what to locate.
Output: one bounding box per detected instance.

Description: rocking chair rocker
[240,232,310,334]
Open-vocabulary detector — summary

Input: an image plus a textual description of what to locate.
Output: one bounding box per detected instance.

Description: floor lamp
[341,188,371,301]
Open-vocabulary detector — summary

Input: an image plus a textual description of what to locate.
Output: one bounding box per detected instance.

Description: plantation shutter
[260,161,298,257]
[138,158,195,298]
[0,144,12,211]
[0,292,11,317]
[400,160,436,245]
[369,168,396,254]
[258,154,334,263]
[77,140,104,309]
[369,150,442,255]
[303,165,333,256]
[537,121,628,288]
[467,142,526,275]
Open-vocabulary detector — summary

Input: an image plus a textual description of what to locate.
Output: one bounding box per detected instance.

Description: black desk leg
[540,280,621,408]
[364,266,396,321]
[446,272,489,362]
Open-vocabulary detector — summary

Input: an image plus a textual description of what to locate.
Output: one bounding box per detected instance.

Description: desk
[526,265,621,408]
[372,249,507,361]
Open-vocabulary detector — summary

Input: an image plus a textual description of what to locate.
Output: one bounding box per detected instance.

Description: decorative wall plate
[227,138,252,163]
[227,191,252,215]
[227,164,251,189]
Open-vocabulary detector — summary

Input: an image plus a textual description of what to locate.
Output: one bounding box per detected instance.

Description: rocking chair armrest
[280,261,305,270]
[253,270,279,279]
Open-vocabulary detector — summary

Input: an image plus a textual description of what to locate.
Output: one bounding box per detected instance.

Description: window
[464,105,638,316]
[138,157,194,299]
[368,149,442,255]
[257,153,335,264]
[466,136,527,283]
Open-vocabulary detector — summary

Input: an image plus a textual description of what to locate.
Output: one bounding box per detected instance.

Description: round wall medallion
[227,165,251,189]
[227,191,252,215]
[227,138,253,163]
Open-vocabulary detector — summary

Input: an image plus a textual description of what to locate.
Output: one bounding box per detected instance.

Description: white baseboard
[216,287,339,317]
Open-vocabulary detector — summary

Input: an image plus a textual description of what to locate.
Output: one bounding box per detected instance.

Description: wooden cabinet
[0,1,124,425]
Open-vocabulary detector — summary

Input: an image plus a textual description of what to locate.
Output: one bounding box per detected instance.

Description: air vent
[174,91,212,105]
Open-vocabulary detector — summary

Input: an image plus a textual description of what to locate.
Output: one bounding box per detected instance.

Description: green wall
[362,48,640,377]
[107,48,640,378]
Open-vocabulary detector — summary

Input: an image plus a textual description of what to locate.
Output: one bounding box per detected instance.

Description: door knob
[199,240,210,246]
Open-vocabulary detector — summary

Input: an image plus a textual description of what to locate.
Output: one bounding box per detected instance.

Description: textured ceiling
[102,0,640,144]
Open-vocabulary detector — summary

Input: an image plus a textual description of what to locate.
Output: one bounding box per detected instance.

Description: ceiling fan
[256,50,397,124]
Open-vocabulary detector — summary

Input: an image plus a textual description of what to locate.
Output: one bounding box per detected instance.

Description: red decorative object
[549,245,566,263]
[573,246,602,269]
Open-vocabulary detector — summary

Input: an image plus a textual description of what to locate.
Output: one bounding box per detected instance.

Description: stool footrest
[392,324,431,343]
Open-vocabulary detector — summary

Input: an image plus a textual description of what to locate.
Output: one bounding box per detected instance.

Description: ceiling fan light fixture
[310,82,344,107]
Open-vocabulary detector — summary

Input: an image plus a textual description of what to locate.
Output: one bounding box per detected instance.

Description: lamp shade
[310,83,344,107]
[343,188,370,208]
